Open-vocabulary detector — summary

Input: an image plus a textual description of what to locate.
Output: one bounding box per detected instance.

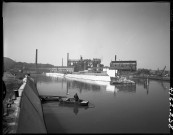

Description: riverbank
[132,75,170,81]
[2,72,24,134]
[3,72,47,133]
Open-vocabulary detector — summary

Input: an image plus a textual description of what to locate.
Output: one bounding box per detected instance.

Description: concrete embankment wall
[16,77,47,133]
[46,72,65,78]
[65,74,111,82]
[46,73,111,82]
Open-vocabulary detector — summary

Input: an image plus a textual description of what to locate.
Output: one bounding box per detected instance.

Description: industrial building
[57,66,74,73]
[110,55,137,72]
[50,54,136,74]
[67,53,103,72]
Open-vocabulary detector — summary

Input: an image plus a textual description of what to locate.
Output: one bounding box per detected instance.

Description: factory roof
[111,60,137,63]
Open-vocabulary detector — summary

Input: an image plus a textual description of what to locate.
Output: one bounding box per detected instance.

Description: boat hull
[110,77,135,85]
[41,97,60,103]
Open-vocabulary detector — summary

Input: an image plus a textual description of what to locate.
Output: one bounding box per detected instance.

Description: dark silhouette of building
[67,53,103,72]
[110,55,137,72]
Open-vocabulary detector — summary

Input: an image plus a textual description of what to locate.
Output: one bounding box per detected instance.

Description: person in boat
[74,93,79,102]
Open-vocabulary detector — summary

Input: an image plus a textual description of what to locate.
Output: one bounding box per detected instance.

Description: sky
[3,2,170,70]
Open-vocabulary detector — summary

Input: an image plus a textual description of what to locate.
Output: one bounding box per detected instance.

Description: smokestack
[62,58,63,66]
[35,49,38,64]
[35,49,38,73]
[67,53,69,66]
[115,55,116,61]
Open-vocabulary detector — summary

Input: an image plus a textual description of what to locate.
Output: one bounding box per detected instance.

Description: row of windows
[111,64,136,67]
[111,63,136,65]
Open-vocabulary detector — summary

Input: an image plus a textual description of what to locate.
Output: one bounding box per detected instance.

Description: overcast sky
[3,2,170,70]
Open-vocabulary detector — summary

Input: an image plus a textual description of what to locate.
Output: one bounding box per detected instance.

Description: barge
[110,76,135,85]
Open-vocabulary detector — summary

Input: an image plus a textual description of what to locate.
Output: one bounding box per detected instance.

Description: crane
[159,66,166,77]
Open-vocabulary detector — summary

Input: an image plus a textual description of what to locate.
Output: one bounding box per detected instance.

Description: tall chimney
[67,53,69,66]
[115,55,116,61]
[35,49,38,73]
[62,58,63,66]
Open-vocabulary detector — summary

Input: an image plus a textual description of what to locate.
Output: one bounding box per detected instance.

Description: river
[32,74,170,133]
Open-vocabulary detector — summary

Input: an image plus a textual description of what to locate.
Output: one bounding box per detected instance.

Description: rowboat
[40,96,89,106]
[59,98,89,106]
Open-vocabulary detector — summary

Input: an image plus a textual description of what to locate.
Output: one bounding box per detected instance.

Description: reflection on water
[132,78,170,95]
[67,80,101,92]
[31,74,170,96]
[43,102,89,116]
[67,79,137,95]
[133,78,149,94]
[33,74,59,83]
[106,84,136,95]
[157,80,169,90]
[69,80,137,94]
[31,74,170,133]
[115,84,136,93]
[58,103,89,115]
[33,74,147,95]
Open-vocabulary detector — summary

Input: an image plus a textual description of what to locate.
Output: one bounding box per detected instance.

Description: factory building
[67,53,103,72]
[110,55,137,72]
[57,66,74,73]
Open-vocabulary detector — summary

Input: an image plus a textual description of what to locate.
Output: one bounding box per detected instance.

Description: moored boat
[40,97,60,103]
[40,95,67,103]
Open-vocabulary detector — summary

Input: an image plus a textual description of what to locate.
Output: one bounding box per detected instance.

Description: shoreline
[45,72,111,82]
[3,72,25,134]
[132,75,170,82]
[45,72,170,82]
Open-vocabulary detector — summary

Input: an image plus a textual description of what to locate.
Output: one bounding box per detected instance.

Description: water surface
[32,74,170,133]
